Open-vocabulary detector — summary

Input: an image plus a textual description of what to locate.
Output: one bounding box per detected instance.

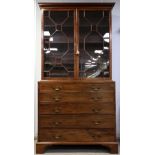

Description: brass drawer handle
[91,87,100,91]
[55,88,60,91]
[53,97,61,102]
[51,121,62,126]
[92,108,100,113]
[54,121,61,125]
[53,87,61,91]
[53,107,61,113]
[54,135,62,139]
[93,121,101,125]
[91,134,101,138]
[49,122,61,127]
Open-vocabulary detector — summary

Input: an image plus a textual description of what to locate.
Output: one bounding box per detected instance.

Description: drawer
[38,129,115,142]
[39,83,114,93]
[39,92,114,103]
[39,103,115,115]
[39,115,115,129]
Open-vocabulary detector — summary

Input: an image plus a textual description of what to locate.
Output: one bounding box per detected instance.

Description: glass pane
[43,11,74,78]
[79,10,110,78]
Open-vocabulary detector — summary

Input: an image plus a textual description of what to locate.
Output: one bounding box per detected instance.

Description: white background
[0,0,155,155]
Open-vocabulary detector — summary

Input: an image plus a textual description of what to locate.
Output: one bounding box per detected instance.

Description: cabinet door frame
[41,8,76,80]
[76,8,112,80]
[39,3,114,80]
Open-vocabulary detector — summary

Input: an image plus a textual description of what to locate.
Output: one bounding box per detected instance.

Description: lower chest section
[38,81,116,142]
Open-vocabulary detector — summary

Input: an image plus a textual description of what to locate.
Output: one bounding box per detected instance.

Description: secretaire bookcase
[36,3,118,154]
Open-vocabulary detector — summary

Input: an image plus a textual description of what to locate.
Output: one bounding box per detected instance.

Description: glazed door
[43,10,75,78]
[42,9,111,79]
[78,10,111,79]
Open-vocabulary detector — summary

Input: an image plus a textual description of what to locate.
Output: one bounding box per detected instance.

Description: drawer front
[39,92,114,103]
[38,129,115,142]
[39,83,114,93]
[39,115,115,129]
[39,103,115,115]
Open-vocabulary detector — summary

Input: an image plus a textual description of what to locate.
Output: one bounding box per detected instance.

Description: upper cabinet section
[39,3,114,80]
